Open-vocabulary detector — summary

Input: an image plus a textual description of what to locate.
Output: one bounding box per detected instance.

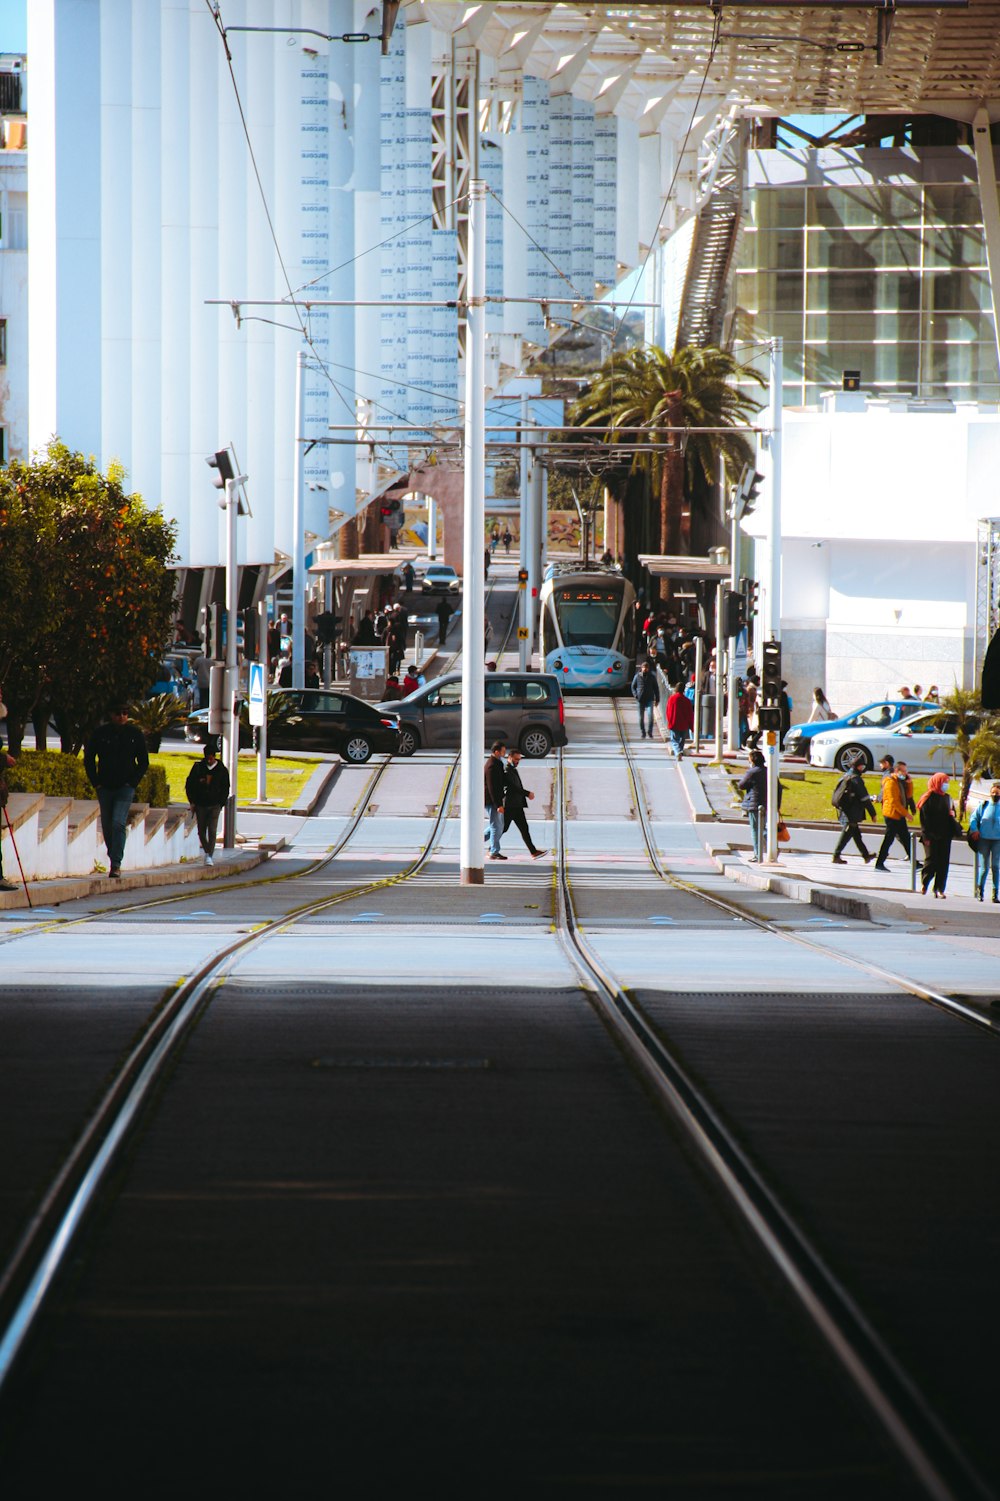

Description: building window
[0,428,7,465]
[0,320,7,366]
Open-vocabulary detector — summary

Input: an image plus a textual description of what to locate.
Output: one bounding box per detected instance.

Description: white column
[188,0,221,566]
[160,0,189,557]
[130,0,162,507]
[764,337,783,865]
[973,109,1000,382]
[460,180,487,885]
[100,1,133,494]
[292,349,307,690]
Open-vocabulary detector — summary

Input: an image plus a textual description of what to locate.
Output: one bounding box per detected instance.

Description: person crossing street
[484,740,507,861]
[502,750,547,859]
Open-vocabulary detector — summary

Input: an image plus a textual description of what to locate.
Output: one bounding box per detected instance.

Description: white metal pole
[223,477,239,848]
[726,498,740,753]
[714,582,725,760]
[519,394,529,671]
[692,636,703,754]
[256,599,268,804]
[427,496,437,559]
[973,108,1000,381]
[764,337,783,863]
[460,179,487,885]
[292,349,307,690]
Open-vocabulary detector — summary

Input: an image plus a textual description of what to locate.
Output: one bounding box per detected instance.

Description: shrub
[6,751,170,808]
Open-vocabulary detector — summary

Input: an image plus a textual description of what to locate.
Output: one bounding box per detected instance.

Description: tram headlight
[553,658,563,670]
[612,660,623,672]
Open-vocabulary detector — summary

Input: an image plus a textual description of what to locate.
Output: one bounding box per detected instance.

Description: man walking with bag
[502,750,547,859]
[831,756,876,865]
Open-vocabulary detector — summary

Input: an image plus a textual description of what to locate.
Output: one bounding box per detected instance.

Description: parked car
[186,688,400,763]
[381,670,566,757]
[784,698,933,758]
[420,564,462,594]
[809,707,977,775]
[150,658,193,709]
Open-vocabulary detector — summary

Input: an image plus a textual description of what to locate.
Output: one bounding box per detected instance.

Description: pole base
[460,867,485,885]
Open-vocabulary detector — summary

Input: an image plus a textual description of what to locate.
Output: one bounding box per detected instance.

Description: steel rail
[0,756,399,946]
[0,754,461,1396]
[611,698,1000,1038]
[552,745,989,1501]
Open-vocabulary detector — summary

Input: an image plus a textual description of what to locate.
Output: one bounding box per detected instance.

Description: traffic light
[723,587,746,639]
[206,448,236,490]
[761,638,782,702]
[742,577,760,618]
[208,603,223,661]
[234,610,246,659]
[733,465,765,518]
[517,568,529,588]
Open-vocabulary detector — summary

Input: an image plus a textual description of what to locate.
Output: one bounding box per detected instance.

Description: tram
[538,563,636,691]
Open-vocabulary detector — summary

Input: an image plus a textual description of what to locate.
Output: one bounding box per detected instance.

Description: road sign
[517,627,529,640]
[248,661,266,727]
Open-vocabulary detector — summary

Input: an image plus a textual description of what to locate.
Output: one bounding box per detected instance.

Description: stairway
[676,184,742,349]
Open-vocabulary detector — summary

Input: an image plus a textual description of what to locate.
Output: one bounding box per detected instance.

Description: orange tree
[0,442,176,754]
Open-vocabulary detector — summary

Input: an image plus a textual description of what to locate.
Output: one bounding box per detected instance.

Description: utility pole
[763,337,783,864]
[292,349,307,690]
[206,447,248,849]
[518,394,530,671]
[460,179,487,885]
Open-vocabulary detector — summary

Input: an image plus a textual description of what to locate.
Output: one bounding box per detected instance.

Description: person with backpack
[831,757,876,865]
[969,781,1000,902]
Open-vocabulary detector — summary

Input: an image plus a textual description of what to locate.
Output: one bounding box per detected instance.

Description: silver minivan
[385,671,567,757]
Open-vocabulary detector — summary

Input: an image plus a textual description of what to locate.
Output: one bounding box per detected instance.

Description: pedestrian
[918,771,963,898]
[185,738,230,866]
[503,750,547,859]
[874,754,913,869]
[502,528,512,555]
[386,614,406,677]
[898,685,913,700]
[926,684,940,705]
[192,649,212,710]
[779,679,792,749]
[352,611,377,645]
[436,598,452,645]
[484,547,491,576]
[484,740,507,861]
[84,703,150,878]
[808,687,836,722]
[0,735,18,891]
[402,560,415,592]
[737,749,767,863]
[401,664,419,696]
[741,680,758,748]
[830,756,876,864]
[969,781,1000,902]
[665,680,695,759]
[383,675,402,701]
[276,653,293,687]
[630,660,660,739]
[912,683,923,701]
[490,524,500,553]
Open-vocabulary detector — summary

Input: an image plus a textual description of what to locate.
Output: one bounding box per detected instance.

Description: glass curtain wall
[732,164,999,405]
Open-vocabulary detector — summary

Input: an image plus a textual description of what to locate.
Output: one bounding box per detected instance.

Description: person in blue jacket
[969,781,1000,902]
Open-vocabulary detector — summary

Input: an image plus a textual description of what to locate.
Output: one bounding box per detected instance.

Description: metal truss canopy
[412,0,1000,123]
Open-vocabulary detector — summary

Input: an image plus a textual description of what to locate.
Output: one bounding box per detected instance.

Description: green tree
[929,685,988,815]
[570,344,765,571]
[0,442,177,754]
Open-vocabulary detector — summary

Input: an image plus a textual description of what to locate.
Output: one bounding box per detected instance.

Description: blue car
[784,699,934,757]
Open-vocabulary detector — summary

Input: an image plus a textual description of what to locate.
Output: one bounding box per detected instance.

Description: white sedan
[809,707,974,775]
[420,564,462,594]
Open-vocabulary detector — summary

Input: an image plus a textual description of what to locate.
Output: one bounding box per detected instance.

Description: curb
[0,847,268,911]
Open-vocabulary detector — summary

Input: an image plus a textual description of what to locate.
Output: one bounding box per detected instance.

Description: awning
[638,554,731,581]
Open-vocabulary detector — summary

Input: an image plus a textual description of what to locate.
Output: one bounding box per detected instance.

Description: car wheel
[836,742,872,773]
[344,735,373,764]
[397,726,419,757]
[520,726,552,758]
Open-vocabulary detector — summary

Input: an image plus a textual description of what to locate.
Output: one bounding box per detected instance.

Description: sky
[0,0,24,54]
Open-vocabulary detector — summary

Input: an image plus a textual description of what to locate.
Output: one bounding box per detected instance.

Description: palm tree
[929,685,989,815]
[570,345,765,564]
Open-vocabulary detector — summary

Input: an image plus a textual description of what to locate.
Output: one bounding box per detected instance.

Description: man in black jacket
[84,704,149,877]
[484,740,507,860]
[832,756,876,865]
[185,739,231,866]
[503,750,547,859]
[630,660,660,738]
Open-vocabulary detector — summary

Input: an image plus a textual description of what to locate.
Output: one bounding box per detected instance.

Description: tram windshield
[552,585,622,648]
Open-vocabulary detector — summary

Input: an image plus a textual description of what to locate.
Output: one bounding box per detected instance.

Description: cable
[484,186,589,305]
[291,195,467,299]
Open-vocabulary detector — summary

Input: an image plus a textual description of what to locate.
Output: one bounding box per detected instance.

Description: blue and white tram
[538,564,636,692]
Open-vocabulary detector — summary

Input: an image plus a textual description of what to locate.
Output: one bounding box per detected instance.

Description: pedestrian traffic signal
[723,587,746,639]
[761,638,782,702]
[734,465,765,518]
[206,448,236,490]
[517,568,529,588]
[742,577,760,618]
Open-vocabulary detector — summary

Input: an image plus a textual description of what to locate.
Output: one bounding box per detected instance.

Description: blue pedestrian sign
[248,661,267,727]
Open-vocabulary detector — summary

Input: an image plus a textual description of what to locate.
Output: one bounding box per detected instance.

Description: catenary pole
[764,337,783,864]
[460,179,487,885]
[519,394,529,671]
[256,599,269,804]
[223,474,239,848]
[292,349,307,691]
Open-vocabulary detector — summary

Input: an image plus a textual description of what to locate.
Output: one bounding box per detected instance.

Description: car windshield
[427,567,452,577]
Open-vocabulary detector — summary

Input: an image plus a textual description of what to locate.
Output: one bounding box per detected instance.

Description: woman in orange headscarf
[917,772,962,898]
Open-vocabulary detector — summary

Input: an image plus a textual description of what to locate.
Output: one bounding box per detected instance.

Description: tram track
[0,752,461,1392]
[610,697,1000,1038]
[551,742,992,1501]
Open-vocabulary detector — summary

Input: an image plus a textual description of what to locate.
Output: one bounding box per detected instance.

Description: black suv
[186,689,400,763]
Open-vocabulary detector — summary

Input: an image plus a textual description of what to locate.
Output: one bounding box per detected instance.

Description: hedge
[6,751,170,809]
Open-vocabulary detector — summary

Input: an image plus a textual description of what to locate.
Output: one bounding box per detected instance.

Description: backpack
[831,773,851,810]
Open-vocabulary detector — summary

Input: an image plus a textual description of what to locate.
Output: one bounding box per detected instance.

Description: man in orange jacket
[874,753,914,870]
